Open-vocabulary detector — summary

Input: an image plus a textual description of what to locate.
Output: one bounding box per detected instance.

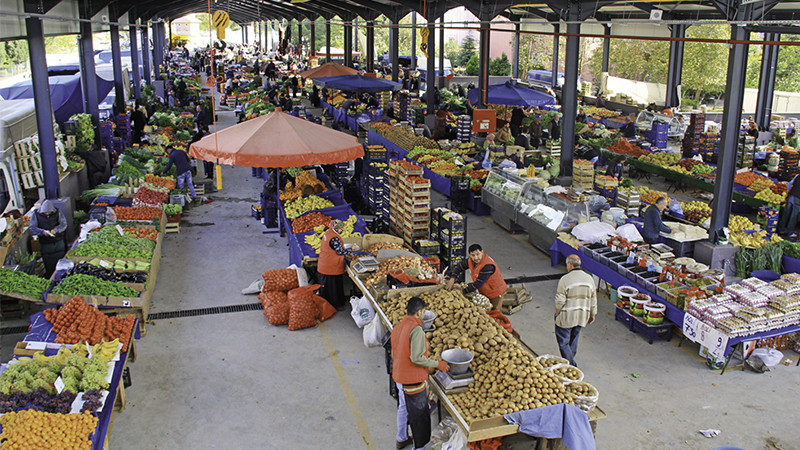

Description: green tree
[587,37,668,85]
[456,34,477,68]
[681,25,729,101]
[2,41,30,68]
[465,53,479,76]
[489,53,511,76]
[444,38,460,64]
[517,33,556,80]
[746,34,800,93]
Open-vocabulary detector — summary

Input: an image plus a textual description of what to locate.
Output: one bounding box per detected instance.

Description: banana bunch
[668,164,690,175]
[92,339,120,363]
[730,230,770,247]
[33,351,55,363]
[303,216,362,255]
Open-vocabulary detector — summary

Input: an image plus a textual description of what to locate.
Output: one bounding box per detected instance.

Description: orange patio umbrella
[188,111,364,168]
[298,62,359,79]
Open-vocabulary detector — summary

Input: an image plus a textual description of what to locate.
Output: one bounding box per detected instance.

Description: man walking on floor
[392,297,449,450]
[554,254,597,366]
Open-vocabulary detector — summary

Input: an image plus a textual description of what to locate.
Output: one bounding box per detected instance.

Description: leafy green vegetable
[115,161,144,179]
[69,243,152,260]
[0,268,50,298]
[164,204,183,215]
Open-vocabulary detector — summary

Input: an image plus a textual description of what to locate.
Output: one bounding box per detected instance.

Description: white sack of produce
[615,223,643,242]
[350,295,375,328]
[241,279,265,295]
[571,221,616,243]
[363,315,386,348]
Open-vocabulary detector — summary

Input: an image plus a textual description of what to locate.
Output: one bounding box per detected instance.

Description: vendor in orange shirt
[444,244,508,310]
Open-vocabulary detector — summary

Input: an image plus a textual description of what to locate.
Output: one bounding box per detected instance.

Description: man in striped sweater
[554,254,597,366]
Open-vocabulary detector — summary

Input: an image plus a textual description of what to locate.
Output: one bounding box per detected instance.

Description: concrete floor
[1,95,799,450]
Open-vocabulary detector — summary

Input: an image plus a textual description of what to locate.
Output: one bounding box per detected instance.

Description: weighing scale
[435,368,475,393]
[650,243,675,260]
[352,256,380,274]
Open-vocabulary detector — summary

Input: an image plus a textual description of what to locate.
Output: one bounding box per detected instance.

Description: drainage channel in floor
[147,302,262,320]
[0,325,30,336]
[504,273,564,284]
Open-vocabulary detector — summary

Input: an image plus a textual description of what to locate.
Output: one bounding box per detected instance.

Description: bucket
[422,310,436,330]
[441,348,474,375]
[617,286,638,308]
[629,294,650,316]
[644,302,666,325]
[610,287,618,304]
[609,207,625,220]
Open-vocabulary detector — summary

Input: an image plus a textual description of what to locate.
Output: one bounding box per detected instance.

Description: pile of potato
[382,288,573,423]
[565,381,598,412]
[537,355,568,368]
[551,364,583,382]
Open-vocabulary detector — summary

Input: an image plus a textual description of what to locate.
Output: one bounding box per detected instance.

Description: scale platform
[435,367,475,393]
[352,256,380,274]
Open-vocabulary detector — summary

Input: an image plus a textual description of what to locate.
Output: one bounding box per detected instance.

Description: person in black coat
[282,95,294,112]
[549,117,561,142]
[510,107,525,137]
[514,127,530,150]
[194,105,207,129]
[606,155,627,180]
[131,104,147,144]
[620,117,637,138]
[176,77,187,103]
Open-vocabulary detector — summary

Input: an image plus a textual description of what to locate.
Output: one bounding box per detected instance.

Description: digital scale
[435,368,475,393]
[352,256,380,274]
[650,243,675,260]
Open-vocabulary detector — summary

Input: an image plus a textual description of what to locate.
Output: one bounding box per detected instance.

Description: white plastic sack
[287,264,309,287]
[751,348,783,366]
[571,221,616,243]
[615,223,643,242]
[363,316,386,348]
[78,220,103,243]
[241,279,264,295]
[441,429,468,450]
[350,295,375,328]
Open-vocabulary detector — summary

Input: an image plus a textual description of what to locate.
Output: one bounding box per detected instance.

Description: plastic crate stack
[682,113,704,157]
[99,121,114,151]
[593,177,619,207]
[116,113,131,145]
[12,138,44,189]
[398,96,410,123]
[295,105,306,118]
[572,159,594,190]
[449,176,471,214]
[699,132,720,162]
[334,162,349,187]
[758,205,779,237]
[457,115,472,143]
[779,149,800,179]
[432,207,467,279]
[644,121,668,149]
[380,92,392,110]
[366,156,388,215]
[616,190,641,217]
[738,135,755,168]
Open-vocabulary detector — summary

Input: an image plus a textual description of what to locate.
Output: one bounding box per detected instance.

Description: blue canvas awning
[468,81,556,107]
[312,75,401,94]
[0,73,114,123]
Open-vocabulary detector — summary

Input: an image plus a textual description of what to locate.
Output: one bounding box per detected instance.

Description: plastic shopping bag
[441,429,468,450]
[350,296,375,328]
[363,316,386,348]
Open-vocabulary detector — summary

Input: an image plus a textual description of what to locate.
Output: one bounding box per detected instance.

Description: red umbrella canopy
[298,62,359,79]
[188,112,364,168]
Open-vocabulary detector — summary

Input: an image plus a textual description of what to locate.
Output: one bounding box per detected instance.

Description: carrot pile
[144,174,176,190]
[608,137,651,158]
[292,211,332,234]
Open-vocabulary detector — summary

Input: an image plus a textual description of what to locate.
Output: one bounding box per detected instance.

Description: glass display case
[515,182,590,252]
[481,168,531,232]
[636,111,684,137]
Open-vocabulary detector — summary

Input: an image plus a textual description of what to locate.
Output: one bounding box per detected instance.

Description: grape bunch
[80,389,103,413]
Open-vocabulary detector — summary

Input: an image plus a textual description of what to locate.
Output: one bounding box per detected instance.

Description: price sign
[683,314,729,358]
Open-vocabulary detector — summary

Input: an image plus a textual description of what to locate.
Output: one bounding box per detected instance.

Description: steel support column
[601,24,610,72]
[354,18,358,54]
[141,26,151,84]
[325,19,332,63]
[755,33,780,129]
[297,20,302,55]
[168,20,172,49]
[438,16,445,84]
[24,17,59,199]
[110,16,126,113]
[411,13,416,69]
[426,19,435,115]
[558,16,581,181]
[665,24,686,108]
[78,1,100,147]
[710,24,750,241]
[129,19,141,99]
[344,21,353,67]
[310,20,316,56]
[477,21,490,107]
[551,23,559,88]
[513,21,521,79]
[366,20,374,72]
[152,22,162,79]
[391,19,399,81]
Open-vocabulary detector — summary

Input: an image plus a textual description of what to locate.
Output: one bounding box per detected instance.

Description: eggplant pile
[67,262,148,284]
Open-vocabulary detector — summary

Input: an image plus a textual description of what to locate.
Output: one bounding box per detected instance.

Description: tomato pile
[43,297,136,352]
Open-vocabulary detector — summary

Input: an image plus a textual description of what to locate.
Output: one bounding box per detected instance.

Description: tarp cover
[188,111,364,168]
[0,73,114,123]
[298,62,359,79]
[468,81,556,107]
[312,74,401,94]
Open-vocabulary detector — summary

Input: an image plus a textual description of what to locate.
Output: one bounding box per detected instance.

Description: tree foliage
[456,35,477,68]
[465,53,479,76]
[489,53,511,76]
[517,34,559,79]
[0,41,30,69]
[746,34,800,93]
[587,36,668,84]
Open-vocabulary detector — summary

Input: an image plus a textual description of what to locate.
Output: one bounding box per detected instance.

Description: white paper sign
[54,376,65,394]
[683,314,729,358]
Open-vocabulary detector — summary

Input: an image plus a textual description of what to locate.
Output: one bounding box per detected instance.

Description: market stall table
[345,266,606,443]
[9,312,138,450]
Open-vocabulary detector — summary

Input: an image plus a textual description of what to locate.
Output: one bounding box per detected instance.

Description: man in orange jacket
[444,244,508,310]
[391,297,449,449]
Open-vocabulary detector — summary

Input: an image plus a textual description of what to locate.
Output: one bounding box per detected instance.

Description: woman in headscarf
[29,200,67,278]
[317,220,353,311]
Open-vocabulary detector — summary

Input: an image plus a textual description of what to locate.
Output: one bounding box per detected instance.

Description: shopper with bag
[444,244,508,311]
[317,220,352,311]
[391,297,449,450]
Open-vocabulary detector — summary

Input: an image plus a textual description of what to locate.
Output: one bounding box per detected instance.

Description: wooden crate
[165,223,180,234]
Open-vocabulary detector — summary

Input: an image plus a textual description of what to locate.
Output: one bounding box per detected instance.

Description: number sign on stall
[683,314,729,358]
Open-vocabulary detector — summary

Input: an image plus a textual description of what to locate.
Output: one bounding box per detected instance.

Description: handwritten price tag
[683,314,729,358]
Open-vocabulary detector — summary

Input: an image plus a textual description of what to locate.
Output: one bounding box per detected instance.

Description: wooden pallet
[165,223,180,234]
